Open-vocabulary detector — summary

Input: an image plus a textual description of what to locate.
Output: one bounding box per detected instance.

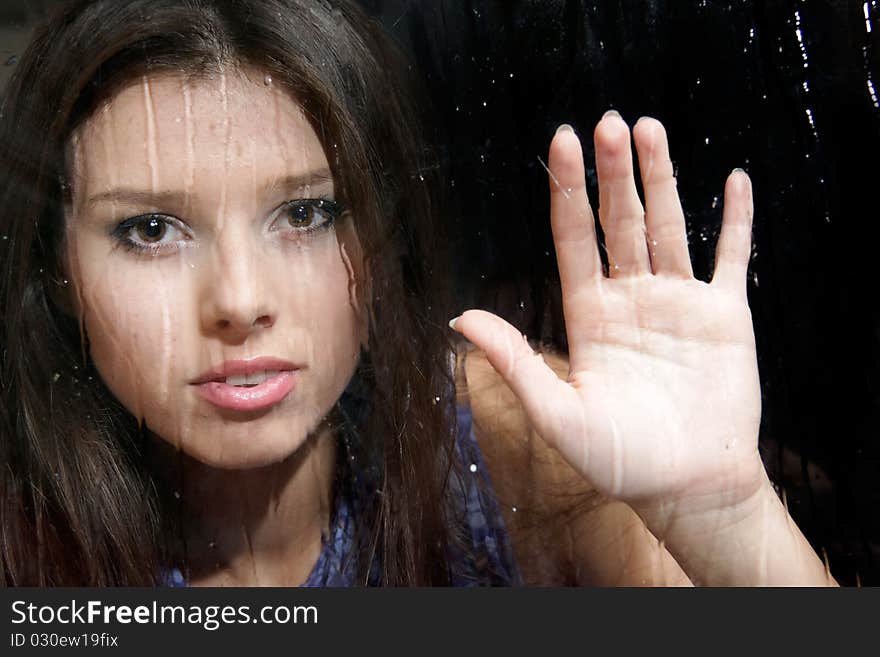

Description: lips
[190,357,300,412]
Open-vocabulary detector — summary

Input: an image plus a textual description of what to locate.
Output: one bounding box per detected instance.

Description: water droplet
[5,55,17,66]
[433,396,440,404]
[52,372,60,382]
[469,463,478,473]
[512,506,518,513]
[518,300,525,310]
[711,196,720,209]
[264,75,273,86]
[704,137,710,145]
[173,491,181,499]
[866,79,878,108]
[209,541,216,549]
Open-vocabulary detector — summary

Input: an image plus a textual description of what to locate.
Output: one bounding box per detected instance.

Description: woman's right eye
[111,214,190,254]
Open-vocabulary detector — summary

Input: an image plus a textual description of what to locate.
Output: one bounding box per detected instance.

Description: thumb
[450,309,579,450]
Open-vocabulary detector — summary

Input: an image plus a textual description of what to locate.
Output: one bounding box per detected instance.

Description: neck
[151,420,338,586]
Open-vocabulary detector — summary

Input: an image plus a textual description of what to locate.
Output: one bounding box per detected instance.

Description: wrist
[631,451,770,538]
[633,467,832,586]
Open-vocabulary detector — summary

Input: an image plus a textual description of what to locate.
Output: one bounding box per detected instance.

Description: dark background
[2,0,878,585]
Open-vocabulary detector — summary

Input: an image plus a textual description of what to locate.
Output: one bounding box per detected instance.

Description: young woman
[0,0,834,586]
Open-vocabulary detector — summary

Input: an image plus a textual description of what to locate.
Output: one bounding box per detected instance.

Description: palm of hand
[454,113,764,508]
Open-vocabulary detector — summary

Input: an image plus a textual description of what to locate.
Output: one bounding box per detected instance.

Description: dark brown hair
[0,0,459,585]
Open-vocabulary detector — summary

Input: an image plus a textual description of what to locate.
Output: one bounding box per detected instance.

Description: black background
[2,0,878,586]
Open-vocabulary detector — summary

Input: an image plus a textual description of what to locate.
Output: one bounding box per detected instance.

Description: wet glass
[1,0,877,586]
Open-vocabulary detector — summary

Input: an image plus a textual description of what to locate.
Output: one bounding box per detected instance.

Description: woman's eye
[112,214,188,253]
[273,199,340,234]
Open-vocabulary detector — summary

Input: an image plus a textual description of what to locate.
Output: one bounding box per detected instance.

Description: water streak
[142,77,160,191]
[864,3,879,108]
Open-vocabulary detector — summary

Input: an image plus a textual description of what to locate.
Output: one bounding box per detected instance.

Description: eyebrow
[84,168,334,207]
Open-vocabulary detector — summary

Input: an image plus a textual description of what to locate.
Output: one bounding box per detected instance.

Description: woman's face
[64,69,366,469]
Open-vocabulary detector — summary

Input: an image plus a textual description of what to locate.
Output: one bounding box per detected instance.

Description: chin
[158,411,327,471]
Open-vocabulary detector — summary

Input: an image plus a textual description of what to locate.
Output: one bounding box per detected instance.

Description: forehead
[70,69,328,196]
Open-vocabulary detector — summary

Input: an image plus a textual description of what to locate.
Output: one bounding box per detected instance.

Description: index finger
[548,125,603,290]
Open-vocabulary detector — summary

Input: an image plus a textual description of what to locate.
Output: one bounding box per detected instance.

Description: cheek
[79,262,191,423]
[292,237,363,363]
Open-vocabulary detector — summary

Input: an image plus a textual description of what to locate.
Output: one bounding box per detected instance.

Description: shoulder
[455,345,692,586]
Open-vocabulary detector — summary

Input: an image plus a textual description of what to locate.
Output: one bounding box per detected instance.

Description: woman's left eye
[270,199,340,235]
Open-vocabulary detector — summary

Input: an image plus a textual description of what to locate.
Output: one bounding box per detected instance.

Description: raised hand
[451,111,764,513]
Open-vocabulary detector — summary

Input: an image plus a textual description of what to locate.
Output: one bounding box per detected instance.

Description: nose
[198,231,276,340]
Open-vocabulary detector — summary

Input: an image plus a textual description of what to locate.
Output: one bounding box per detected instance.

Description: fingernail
[732,167,746,175]
[448,316,460,330]
[602,109,621,120]
[555,123,575,135]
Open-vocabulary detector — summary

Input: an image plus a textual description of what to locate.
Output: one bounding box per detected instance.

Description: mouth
[190,358,300,412]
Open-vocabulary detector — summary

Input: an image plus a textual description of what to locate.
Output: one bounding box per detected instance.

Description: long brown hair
[0,0,458,585]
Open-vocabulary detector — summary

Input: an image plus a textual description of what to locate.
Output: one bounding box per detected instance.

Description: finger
[711,169,754,295]
[595,111,651,277]
[548,125,603,287]
[450,309,579,447]
[632,117,693,278]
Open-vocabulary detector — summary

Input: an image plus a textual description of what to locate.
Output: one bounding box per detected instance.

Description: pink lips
[190,357,299,412]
